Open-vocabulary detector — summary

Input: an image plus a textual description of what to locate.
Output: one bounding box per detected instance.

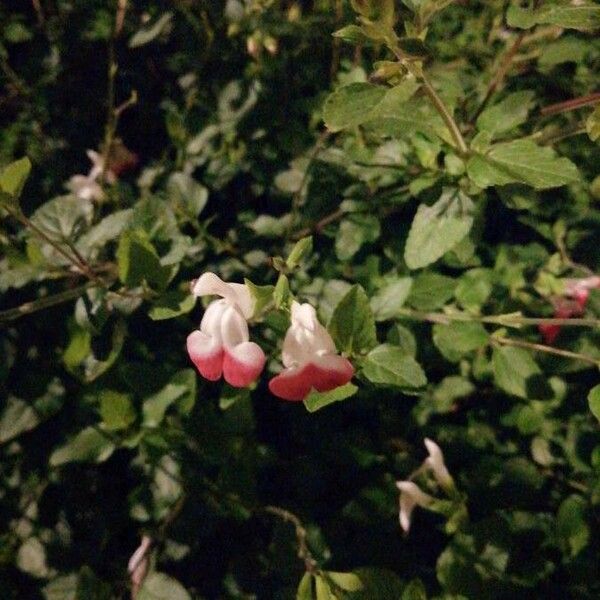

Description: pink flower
[268,302,354,401]
[187,273,266,387]
[539,276,600,344]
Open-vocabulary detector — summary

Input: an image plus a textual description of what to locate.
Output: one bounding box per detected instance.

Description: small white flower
[128,535,152,594]
[424,438,453,490]
[396,481,434,533]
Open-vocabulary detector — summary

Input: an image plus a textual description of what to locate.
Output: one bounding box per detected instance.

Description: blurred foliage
[1,0,600,598]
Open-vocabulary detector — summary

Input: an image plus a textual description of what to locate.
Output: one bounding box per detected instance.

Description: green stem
[391,45,468,155]
[397,308,600,329]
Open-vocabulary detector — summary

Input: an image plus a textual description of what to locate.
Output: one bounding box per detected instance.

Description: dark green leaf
[329,285,377,355]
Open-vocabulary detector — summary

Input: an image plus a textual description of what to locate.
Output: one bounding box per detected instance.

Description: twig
[397,308,600,329]
[262,506,318,573]
[4,205,103,284]
[0,282,98,324]
[470,32,525,124]
[391,46,468,155]
[494,336,600,368]
[540,92,600,117]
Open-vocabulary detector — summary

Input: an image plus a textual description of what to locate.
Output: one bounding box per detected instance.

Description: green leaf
[99,390,136,431]
[335,215,381,261]
[362,344,427,389]
[329,285,377,355]
[49,427,115,466]
[476,91,536,139]
[370,278,413,321]
[401,579,427,600]
[492,346,544,399]
[507,4,600,31]
[297,572,314,600]
[287,236,313,268]
[75,209,133,258]
[129,12,174,47]
[557,495,590,558]
[116,230,170,290]
[323,83,387,132]
[0,380,65,443]
[303,383,358,413]
[328,571,364,592]
[245,279,275,316]
[274,273,291,309]
[43,574,78,600]
[587,105,600,143]
[407,272,456,310]
[332,24,374,45]
[17,537,50,578]
[432,322,489,363]
[0,157,31,205]
[404,189,474,270]
[588,384,600,423]
[167,172,208,217]
[467,140,580,190]
[315,575,333,600]
[143,370,196,426]
[455,268,493,311]
[148,290,195,320]
[137,572,191,600]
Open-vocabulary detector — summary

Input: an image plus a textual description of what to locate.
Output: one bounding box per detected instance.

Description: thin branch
[397,308,600,329]
[262,506,318,573]
[0,282,98,324]
[494,336,600,368]
[540,92,600,117]
[470,32,525,124]
[391,45,468,155]
[4,206,103,284]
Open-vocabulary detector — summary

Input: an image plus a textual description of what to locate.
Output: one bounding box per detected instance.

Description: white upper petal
[192,272,254,318]
[282,302,337,367]
[220,305,250,349]
[199,299,229,344]
[424,438,452,488]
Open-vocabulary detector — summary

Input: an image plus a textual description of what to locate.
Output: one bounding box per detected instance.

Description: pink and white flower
[187,273,266,388]
[268,301,354,401]
[539,275,600,344]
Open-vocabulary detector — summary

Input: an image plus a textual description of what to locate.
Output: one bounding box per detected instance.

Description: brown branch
[494,336,600,367]
[471,32,525,124]
[540,92,600,117]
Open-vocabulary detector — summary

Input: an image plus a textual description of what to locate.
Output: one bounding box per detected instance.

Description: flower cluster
[186,273,354,401]
[396,439,455,533]
[539,276,600,344]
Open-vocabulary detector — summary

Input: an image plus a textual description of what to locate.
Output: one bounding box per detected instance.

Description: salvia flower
[67,149,116,202]
[539,275,600,344]
[424,438,453,490]
[187,273,266,388]
[268,301,354,401]
[396,481,434,534]
[396,439,454,533]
